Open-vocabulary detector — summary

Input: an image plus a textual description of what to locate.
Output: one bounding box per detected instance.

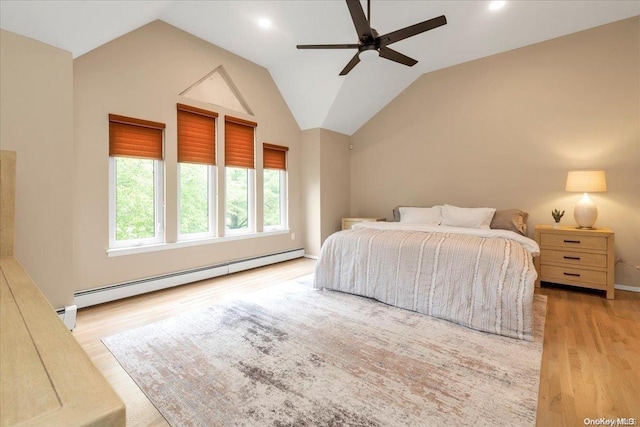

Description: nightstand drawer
[540,233,607,250]
[541,265,607,288]
[540,249,607,268]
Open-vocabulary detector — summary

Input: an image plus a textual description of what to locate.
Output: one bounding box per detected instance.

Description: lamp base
[574,192,598,228]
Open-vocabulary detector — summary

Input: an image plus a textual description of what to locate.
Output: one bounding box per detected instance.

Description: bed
[314,205,540,341]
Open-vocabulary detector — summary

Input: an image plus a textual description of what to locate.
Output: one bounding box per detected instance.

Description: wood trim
[225,115,257,128]
[263,143,289,152]
[177,103,219,119]
[108,114,165,130]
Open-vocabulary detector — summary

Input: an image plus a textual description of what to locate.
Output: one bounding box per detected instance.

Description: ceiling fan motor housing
[359,43,378,54]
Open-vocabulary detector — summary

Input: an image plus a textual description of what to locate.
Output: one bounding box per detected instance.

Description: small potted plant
[551,209,565,228]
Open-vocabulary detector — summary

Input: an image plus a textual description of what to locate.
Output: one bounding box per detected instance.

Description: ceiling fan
[296,0,447,76]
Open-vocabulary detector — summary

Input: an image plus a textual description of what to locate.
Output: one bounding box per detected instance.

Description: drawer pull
[563,256,581,260]
[563,239,581,244]
[563,272,581,277]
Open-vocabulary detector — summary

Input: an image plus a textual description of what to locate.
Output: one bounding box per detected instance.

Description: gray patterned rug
[103,275,546,426]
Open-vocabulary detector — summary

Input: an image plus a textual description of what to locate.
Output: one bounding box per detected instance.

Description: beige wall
[0,30,75,307]
[350,17,640,287]
[73,21,302,290]
[301,128,351,256]
[320,129,351,242]
[301,129,322,256]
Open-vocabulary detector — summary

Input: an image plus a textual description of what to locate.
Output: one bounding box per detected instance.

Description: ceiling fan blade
[346,0,373,40]
[378,47,418,67]
[297,44,360,49]
[378,15,447,47]
[339,52,361,76]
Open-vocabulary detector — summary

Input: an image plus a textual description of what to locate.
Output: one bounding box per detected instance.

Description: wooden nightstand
[534,225,615,299]
[341,217,386,230]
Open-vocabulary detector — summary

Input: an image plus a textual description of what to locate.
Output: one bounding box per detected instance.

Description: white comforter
[353,222,540,255]
[314,222,539,340]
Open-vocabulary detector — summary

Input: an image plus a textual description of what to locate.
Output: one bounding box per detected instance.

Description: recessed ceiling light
[258,18,272,29]
[489,1,506,11]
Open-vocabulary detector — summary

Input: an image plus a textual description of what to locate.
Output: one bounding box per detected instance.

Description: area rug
[103,275,547,427]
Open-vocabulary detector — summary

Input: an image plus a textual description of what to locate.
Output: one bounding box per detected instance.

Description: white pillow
[399,206,442,225]
[441,204,496,229]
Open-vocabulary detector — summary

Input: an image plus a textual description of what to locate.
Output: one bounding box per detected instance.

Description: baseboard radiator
[74,248,305,309]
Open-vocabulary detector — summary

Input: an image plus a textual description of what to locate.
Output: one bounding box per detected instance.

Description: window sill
[107,229,291,257]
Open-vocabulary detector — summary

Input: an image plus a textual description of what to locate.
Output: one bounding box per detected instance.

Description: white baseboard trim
[56,305,78,331]
[303,255,318,260]
[228,250,304,274]
[615,284,640,293]
[74,248,304,309]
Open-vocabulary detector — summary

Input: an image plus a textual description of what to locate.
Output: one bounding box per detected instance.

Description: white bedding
[353,221,540,255]
[315,222,539,340]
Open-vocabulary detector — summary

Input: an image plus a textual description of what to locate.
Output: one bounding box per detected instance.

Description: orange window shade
[263,143,288,170]
[177,104,217,165]
[109,114,165,160]
[225,116,256,169]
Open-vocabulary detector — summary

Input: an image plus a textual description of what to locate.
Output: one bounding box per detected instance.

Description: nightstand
[534,225,615,299]
[341,217,386,230]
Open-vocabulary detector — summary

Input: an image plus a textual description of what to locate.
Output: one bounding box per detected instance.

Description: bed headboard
[0,150,16,257]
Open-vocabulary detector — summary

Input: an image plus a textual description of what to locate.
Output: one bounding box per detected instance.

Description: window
[224,116,256,234]
[226,167,253,231]
[108,114,165,248]
[263,143,288,230]
[177,104,218,239]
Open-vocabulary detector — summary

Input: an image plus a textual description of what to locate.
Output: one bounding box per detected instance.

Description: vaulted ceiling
[1,1,638,135]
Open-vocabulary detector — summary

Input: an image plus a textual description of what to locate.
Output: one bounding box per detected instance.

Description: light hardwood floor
[73,258,640,426]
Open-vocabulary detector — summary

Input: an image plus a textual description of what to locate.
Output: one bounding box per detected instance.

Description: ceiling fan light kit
[296,0,447,75]
[359,47,379,61]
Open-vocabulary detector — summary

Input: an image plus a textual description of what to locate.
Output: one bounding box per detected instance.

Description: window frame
[108,156,165,249]
[263,168,288,231]
[178,163,217,241]
[176,104,218,241]
[224,116,257,236]
[225,166,255,235]
[262,143,289,231]
[108,114,166,250]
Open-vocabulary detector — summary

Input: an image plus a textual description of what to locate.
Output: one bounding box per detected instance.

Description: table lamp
[565,170,607,229]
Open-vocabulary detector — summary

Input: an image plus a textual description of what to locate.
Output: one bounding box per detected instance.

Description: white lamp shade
[565,170,607,192]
